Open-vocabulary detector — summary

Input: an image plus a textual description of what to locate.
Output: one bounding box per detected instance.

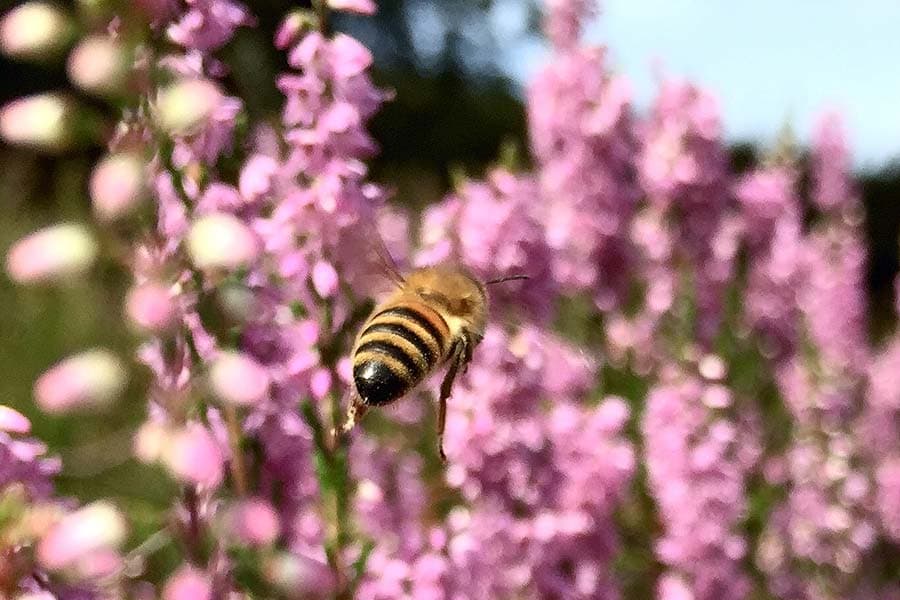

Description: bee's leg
[341,392,367,434]
[437,340,468,462]
[331,391,367,450]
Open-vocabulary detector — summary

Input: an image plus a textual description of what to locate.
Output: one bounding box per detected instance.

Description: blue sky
[497,1,900,170]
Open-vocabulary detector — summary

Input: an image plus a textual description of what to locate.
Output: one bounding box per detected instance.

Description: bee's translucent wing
[342,203,407,299]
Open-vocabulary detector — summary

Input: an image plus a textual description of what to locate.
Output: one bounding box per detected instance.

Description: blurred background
[2,0,900,554]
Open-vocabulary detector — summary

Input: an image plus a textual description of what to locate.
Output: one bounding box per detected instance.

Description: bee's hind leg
[437,340,469,462]
[331,391,368,449]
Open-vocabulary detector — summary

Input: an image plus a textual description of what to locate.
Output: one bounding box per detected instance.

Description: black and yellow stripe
[352,302,451,406]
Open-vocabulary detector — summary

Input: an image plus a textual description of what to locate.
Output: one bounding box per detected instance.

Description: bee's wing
[342,203,407,299]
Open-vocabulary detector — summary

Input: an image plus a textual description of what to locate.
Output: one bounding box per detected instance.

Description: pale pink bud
[0,2,72,61]
[34,349,127,414]
[155,79,222,135]
[187,213,260,271]
[263,553,336,598]
[67,35,128,97]
[0,93,75,151]
[311,260,338,297]
[327,0,376,15]
[125,282,177,333]
[163,566,212,600]
[208,352,270,406]
[163,423,224,486]
[310,368,332,400]
[73,549,123,579]
[275,10,312,49]
[6,223,97,284]
[228,498,280,546]
[0,405,31,433]
[37,501,127,570]
[329,34,373,79]
[239,154,279,201]
[133,421,170,463]
[90,152,146,221]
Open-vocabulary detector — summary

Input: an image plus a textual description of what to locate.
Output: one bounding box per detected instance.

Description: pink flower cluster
[3,0,900,598]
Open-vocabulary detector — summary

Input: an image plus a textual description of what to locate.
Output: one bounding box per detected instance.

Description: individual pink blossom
[311,260,339,298]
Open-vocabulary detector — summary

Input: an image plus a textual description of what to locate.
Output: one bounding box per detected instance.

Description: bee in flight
[336,247,526,460]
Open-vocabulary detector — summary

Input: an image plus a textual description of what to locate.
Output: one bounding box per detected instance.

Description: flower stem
[224,405,249,496]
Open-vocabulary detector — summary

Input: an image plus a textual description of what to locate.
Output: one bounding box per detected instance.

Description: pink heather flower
[90,152,147,222]
[227,498,280,546]
[0,405,31,433]
[543,0,596,49]
[34,349,128,414]
[66,35,128,97]
[632,78,734,346]
[208,351,271,406]
[745,219,805,360]
[6,223,98,284]
[527,41,638,309]
[0,93,76,151]
[162,422,225,486]
[125,282,179,333]
[163,566,212,600]
[800,226,868,375]
[811,112,854,213]
[328,0,377,15]
[735,166,799,256]
[187,212,260,270]
[166,0,251,52]
[643,375,759,600]
[0,407,60,499]
[37,501,127,570]
[0,1,72,61]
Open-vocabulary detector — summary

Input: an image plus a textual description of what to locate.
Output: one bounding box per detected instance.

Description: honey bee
[336,246,526,460]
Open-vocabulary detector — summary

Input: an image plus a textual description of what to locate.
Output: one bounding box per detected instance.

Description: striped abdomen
[352,302,451,406]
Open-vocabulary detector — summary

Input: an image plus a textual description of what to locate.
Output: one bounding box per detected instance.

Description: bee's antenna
[486,275,530,285]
